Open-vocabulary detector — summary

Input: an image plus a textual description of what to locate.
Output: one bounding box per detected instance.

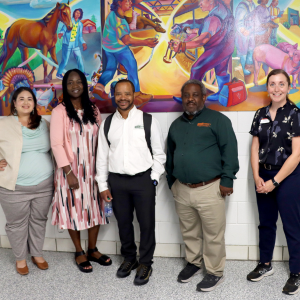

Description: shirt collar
[115,105,137,120]
[208,4,219,16]
[265,100,290,117]
[182,106,206,122]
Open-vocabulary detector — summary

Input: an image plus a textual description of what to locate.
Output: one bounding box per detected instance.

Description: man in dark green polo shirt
[166,79,239,292]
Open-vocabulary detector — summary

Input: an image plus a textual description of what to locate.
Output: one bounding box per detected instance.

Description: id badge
[260,118,270,124]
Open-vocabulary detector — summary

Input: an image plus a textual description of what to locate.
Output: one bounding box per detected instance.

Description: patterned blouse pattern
[249,101,300,166]
[52,110,108,230]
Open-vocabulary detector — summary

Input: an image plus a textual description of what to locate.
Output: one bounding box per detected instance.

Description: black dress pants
[108,169,156,266]
[256,164,300,273]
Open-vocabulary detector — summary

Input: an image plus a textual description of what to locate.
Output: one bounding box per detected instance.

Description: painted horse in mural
[0,2,72,83]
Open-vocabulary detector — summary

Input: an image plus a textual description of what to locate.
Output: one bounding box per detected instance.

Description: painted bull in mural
[253,44,300,88]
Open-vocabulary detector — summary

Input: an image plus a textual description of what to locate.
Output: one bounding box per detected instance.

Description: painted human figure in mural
[56,8,88,80]
[171,0,234,103]
[93,0,158,104]
[248,0,278,46]
[268,0,281,46]
[235,0,256,76]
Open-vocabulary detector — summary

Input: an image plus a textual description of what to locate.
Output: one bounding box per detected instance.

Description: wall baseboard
[0,236,290,261]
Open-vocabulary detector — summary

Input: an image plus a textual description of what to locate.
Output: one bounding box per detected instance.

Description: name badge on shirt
[135,125,144,129]
[197,123,211,127]
[260,118,270,124]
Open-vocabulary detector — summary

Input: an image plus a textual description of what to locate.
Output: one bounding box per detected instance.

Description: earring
[31,109,34,115]
[14,109,18,116]
[267,94,269,97]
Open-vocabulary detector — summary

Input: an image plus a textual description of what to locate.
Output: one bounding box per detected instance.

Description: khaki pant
[172,179,226,276]
[0,176,53,261]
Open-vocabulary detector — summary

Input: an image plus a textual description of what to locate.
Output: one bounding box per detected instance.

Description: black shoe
[196,274,224,292]
[134,264,152,286]
[283,273,300,295]
[74,250,93,273]
[116,260,139,278]
[87,247,112,266]
[247,262,274,282]
[178,262,201,283]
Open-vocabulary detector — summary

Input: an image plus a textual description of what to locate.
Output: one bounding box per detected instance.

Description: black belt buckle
[264,164,271,170]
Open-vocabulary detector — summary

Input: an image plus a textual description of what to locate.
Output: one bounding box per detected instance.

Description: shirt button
[182,154,184,156]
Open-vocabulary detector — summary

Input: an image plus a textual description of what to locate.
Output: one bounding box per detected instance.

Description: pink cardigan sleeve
[50,107,70,168]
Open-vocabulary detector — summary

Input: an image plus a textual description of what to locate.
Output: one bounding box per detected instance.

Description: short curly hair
[73,8,83,20]
[110,0,123,12]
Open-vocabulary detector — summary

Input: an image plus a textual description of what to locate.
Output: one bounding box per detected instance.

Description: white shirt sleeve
[150,117,166,182]
[95,120,110,192]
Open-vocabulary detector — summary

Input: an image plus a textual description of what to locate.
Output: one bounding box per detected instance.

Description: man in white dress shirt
[96,79,166,286]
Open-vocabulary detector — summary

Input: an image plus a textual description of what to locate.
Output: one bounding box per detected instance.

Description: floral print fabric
[250,101,300,165]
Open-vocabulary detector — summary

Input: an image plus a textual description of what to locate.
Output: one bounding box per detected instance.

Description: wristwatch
[272,178,279,187]
[152,180,158,186]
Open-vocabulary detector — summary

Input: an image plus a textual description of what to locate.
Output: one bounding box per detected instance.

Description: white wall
[0,111,289,261]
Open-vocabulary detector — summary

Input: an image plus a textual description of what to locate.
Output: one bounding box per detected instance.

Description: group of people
[0,68,300,296]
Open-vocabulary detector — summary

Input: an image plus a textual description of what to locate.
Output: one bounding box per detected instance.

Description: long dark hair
[266,69,294,104]
[62,69,97,125]
[10,87,42,130]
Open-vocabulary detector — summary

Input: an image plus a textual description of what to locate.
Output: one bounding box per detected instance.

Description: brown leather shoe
[16,262,29,275]
[134,91,153,107]
[31,257,49,270]
[92,83,111,100]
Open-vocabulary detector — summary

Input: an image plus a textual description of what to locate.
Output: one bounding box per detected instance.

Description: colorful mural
[1,0,300,115]
[0,0,102,116]
[96,0,300,113]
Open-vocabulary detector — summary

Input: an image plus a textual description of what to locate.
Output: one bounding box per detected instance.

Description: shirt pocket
[192,127,214,145]
[133,129,147,148]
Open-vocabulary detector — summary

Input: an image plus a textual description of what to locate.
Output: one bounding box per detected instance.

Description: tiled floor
[0,248,294,300]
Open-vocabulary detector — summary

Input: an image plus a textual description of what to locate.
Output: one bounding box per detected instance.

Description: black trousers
[256,164,300,273]
[108,169,156,266]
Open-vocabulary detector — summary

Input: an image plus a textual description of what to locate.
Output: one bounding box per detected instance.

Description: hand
[67,171,79,190]
[83,43,87,51]
[220,185,233,198]
[58,33,63,39]
[169,39,181,53]
[240,27,249,36]
[145,38,158,48]
[100,189,113,203]
[0,159,7,171]
[254,176,265,192]
[256,179,275,194]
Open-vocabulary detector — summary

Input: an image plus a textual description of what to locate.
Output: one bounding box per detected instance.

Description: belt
[260,164,281,170]
[111,168,151,177]
[179,177,221,188]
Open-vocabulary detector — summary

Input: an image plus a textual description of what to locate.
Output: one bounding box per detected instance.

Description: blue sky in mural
[0,0,100,27]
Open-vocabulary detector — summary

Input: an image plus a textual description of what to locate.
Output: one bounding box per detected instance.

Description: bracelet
[66,169,72,176]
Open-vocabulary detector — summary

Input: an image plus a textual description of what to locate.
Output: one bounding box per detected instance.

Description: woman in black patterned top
[247,69,300,295]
